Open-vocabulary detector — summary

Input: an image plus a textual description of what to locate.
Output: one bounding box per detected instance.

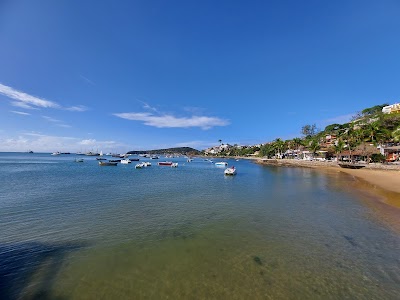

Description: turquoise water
[0,152,399,299]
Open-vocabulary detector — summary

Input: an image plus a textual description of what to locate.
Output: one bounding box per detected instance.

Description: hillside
[127,147,201,155]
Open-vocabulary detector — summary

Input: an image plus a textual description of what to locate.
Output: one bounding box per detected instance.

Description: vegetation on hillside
[127,147,200,156]
[206,103,400,161]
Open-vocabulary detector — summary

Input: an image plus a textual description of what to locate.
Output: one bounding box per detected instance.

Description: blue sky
[1,0,400,152]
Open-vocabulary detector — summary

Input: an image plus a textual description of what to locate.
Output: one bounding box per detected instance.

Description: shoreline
[255,158,400,232]
[255,158,400,193]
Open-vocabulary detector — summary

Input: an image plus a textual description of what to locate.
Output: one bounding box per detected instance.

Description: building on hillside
[382,103,400,114]
[379,145,400,161]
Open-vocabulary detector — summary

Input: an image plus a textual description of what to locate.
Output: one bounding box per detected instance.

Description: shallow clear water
[0,153,399,299]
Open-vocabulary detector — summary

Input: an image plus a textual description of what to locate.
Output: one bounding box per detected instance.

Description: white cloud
[0,83,60,109]
[113,112,229,130]
[0,82,87,111]
[66,105,88,112]
[319,113,354,126]
[42,115,61,123]
[0,132,129,153]
[10,101,38,110]
[10,110,31,116]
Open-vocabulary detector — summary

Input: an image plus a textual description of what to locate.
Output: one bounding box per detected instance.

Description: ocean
[0,152,399,299]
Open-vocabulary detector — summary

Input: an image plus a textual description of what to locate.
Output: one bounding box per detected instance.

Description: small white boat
[224,166,236,175]
[215,162,228,167]
[143,162,152,167]
[171,163,178,167]
[51,152,61,156]
[120,159,131,164]
[135,163,144,169]
[74,158,84,162]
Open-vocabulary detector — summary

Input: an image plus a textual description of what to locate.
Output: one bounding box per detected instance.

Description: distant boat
[51,152,61,156]
[120,159,131,164]
[171,163,178,168]
[109,159,121,162]
[28,150,34,153]
[99,161,117,166]
[143,162,151,167]
[86,151,100,156]
[224,166,237,175]
[158,161,173,166]
[96,157,107,160]
[76,152,85,155]
[75,158,84,162]
[215,162,228,167]
[99,151,103,156]
[151,156,159,159]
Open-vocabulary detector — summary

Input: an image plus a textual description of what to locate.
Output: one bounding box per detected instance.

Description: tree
[392,126,400,142]
[354,143,378,163]
[333,139,345,162]
[309,139,321,156]
[301,124,318,138]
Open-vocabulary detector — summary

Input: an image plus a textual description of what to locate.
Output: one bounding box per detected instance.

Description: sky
[1,0,400,153]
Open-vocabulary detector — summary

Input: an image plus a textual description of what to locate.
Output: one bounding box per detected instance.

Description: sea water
[0,153,399,299]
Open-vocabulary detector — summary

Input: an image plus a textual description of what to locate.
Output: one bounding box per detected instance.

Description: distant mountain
[127,147,201,155]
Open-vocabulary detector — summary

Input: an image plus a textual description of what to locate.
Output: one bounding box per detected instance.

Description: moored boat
[51,152,61,156]
[120,159,131,164]
[158,161,173,166]
[135,163,144,169]
[74,158,84,162]
[215,162,228,167]
[99,161,118,166]
[171,163,178,167]
[338,163,366,169]
[224,166,237,175]
[96,157,107,160]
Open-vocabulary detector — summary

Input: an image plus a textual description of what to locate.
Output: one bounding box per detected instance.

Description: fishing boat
[215,162,228,167]
[158,161,173,166]
[338,163,366,169]
[224,166,237,175]
[98,161,117,166]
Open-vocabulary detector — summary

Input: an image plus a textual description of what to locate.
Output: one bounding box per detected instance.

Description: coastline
[255,158,400,193]
[255,158,400,232]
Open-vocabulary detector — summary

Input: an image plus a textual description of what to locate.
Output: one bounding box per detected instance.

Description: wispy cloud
[113,112,230,130]
[319,113,354,126]
[79,75,95,85]
[10,110,31,116]
[0,83,60,109]
[42,115,72,128]
[65,105,88,112]
[138,100,159,113]
[0,82,88,111]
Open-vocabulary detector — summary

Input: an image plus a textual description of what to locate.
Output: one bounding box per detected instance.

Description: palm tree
[333,139,345,162]
[392,126,400,142]
[309,139,321,157]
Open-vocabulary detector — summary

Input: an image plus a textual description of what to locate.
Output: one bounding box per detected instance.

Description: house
[380,145,400,161]
[382,103,400,114]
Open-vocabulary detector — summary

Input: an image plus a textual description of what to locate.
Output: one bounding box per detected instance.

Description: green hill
[127,147,200,155]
